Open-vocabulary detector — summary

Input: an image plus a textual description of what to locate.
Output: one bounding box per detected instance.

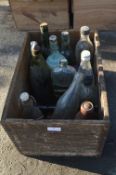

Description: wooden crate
[9,0,70,31]
[1,30,110,157]
[73,0,116,30]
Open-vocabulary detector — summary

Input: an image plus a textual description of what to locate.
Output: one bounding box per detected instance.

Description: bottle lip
[81,101,94,112]
[20,92,29,102]
[81,50,90,61]
[49,35,57,41]
[30,41,38,49]
[61,31,69,36]
[40,22,48,27]
[80,26,90,35]
[59,58,68,66]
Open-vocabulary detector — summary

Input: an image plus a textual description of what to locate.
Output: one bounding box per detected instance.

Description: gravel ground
[1,1,116,175]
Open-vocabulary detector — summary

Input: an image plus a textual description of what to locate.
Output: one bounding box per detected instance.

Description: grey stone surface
[0,1,116,175]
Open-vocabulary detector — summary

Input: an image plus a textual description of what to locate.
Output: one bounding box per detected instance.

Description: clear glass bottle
[30,42,55,105]
[61,31,73,65]
[46,35,66,70]
[40,22,50,58]
[75,26,94,67]
[51,58,76,98]
[19,92,44,119]
[79,50,98,106]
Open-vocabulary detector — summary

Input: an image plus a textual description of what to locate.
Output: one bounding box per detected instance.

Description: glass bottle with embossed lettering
[46,35,66,69]
[51,58,76,98]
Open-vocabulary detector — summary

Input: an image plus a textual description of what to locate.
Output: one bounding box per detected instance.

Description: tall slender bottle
[40,22,50,58]
[75,26,94,67]
[79,50,98,106]
[61,31,73,65]
[30,42,55,105]
[53,50,97,119]
[19,92,44,119]
[46,35,66,70]
[51,58,76,98]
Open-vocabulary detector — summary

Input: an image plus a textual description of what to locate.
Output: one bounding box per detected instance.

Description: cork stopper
[81,101,93,112]
[59,58,68,67]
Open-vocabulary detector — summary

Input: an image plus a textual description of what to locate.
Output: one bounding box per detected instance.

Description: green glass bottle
[40,22,50,58]
[61,31,73,65]
[75,26,94,67]
[30,42,55,105]
[46,35,66,70]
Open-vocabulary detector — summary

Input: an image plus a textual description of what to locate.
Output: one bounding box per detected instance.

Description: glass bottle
[51,58,76,98]
[19,92,44,119]
[61,31,73,65]
[75,26,94,67]
[30,42,55,105]
[40,22,50,58]
[75,101,97,119]
[46,35,66,70]
[53,50,97,119]
[79,50,98,106]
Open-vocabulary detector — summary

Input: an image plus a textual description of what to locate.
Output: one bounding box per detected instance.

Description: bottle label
[47,127,61,132]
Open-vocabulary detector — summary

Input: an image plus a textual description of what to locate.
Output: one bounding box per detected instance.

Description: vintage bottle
[61,31,73,65]
[79,50,98,106]
[51,58,76,98]
[53,50,97,119]
[30,42,55,105]
[46,35,66,69]
[19,92,44,119]
[75,101,96,119]
[40,22,50,58]
[75,26,94,67]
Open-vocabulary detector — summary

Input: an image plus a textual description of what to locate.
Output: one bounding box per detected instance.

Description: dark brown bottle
[19,92,44,119]
[75,101,96,119]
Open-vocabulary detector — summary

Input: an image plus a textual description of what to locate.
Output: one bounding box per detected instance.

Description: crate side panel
[3,120,109,156]
[73,0,116,30]
[9,0,69,31]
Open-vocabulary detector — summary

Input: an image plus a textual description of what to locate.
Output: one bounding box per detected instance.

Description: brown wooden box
[9,0,70,31]
[73,0,116,30]
[1,30,110,157]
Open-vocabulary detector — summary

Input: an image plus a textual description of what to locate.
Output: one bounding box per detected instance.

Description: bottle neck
[61,35,70,51]
[80,60,92,70]
[40,27,49,48]
[50,40,59,53]
[80,34,90,41]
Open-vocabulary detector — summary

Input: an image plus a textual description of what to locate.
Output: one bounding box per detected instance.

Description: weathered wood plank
[9,0,69,31]
[73,0,116,30]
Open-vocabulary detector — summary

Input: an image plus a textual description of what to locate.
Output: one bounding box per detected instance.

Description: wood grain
[1,30,110,156]
[9,0,69,31]
[73,0,116,30]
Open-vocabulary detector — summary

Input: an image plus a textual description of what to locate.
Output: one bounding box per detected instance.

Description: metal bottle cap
[19,92,29,102]
[49,35,57,42]
[81,50,90,61]
[80,26,90,35]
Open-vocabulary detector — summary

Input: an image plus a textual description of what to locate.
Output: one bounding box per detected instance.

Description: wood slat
[73,0,116,30]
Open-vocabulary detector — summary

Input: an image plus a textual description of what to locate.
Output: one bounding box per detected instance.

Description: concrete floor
[1,1,116,175]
